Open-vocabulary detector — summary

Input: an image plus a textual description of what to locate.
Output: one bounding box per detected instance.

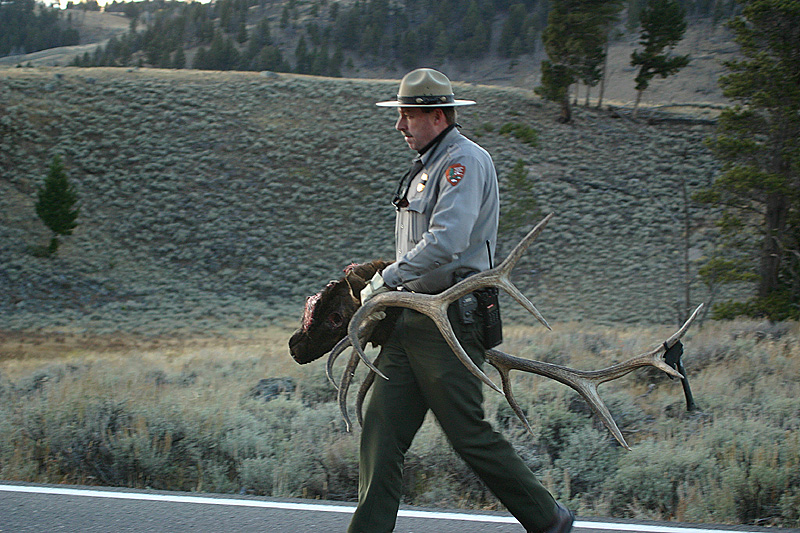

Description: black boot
[533,503,574,533]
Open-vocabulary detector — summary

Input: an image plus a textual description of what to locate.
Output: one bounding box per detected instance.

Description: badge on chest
[416,173,428,193]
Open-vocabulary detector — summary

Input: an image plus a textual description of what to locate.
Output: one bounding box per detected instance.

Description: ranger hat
[376,68,476,107]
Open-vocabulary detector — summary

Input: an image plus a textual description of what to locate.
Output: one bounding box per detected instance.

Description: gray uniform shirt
[381,127,499,294]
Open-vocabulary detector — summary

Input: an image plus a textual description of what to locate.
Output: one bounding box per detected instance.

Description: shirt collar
[417,124,457,157]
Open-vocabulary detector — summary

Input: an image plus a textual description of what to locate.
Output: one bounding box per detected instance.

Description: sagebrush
[1,319,797,527]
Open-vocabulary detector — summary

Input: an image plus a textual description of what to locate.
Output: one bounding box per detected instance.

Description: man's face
[395,107,446,151]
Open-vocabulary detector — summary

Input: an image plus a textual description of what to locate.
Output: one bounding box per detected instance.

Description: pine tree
[536,0,579,122]
[35,156,79,256]
[695,0,800,320]
[630,0,690,117]
[536,0,613,122]
[173,47,186,69]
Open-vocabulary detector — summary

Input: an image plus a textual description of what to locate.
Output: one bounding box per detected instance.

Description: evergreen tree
[35,156,79,256]
[173,47,186,69]
[536,0,578,122]
[457,1,491,58]
[295,35,310,73]
[592,0,625,108]
[696,0,800,320]
[630,0,690,117]
[498,3,539,58]
[536,0,610,122]
[0,0,80,56]
[574,0,623,99]
[535,60,574,122]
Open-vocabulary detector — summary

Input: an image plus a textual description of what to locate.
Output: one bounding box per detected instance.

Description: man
[348,68,574,533]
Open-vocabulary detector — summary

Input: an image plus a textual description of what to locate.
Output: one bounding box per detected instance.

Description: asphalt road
[1,483,794,533]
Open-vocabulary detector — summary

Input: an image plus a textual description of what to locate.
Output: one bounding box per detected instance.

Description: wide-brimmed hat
[376,68,476,108]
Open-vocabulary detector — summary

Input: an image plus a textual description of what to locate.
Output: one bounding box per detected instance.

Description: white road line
[0,484,763,533]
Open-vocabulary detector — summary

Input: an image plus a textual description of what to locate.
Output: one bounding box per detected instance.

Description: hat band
[397,94,455,105]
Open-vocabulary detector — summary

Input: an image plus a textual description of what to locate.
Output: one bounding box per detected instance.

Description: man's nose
[395,116,406,131]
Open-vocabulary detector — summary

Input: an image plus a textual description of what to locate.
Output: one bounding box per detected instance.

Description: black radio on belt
[476,286,502,348]
[453,270,503,349]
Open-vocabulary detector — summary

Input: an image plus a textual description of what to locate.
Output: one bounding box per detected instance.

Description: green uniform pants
[348,307,558,533]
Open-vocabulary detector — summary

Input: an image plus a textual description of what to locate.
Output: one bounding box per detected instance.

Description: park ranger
[349,68,574,533]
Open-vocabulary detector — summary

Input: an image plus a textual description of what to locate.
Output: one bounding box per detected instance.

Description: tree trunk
[632,89,644,118]
[47,236,59,256]
[597,38,610,109]
[758,192,788,298]
[559,91,572,123]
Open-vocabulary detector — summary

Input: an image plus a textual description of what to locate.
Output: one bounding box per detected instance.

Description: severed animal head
[289,260,393,364]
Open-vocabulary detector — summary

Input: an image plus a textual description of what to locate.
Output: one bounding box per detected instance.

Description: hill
[0,66,746,335]
[0,4,738,110]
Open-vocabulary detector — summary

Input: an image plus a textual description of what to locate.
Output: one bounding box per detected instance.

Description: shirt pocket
[405,199,427,243]
[405,186,433,242]
[405,173,435,213]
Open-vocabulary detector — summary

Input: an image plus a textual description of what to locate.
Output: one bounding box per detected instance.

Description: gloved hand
[360,271,390,304]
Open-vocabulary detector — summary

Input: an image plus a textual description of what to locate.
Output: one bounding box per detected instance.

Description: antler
[345,213,555,395]
[326,213,705,448]
[329,304,703,447]
[484,303,703,450]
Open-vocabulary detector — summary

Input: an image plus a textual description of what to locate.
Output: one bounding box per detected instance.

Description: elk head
[289,260,393,364]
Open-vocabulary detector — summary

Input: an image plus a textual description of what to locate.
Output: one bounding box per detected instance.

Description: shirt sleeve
[382,153,488,289]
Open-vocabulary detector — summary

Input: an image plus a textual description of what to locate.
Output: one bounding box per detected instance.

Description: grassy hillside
[1,66,741,335]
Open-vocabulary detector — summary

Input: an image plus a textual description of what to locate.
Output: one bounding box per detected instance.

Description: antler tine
[482,304,705,450]
[348,293,504,393]
[342,311,389,381]
[326,335,353,389]
[496,212,554,273]
[666,303,704,349]
[434,213,553,330]
[326,314,386,388]
[356,360,379,428]
[486,348,634,449]
[604,303,705,383]
[492,361,536,436]
[452,269,551,330]
[337,347,362,432]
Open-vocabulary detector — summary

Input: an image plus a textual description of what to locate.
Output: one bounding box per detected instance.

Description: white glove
[360,271,390,304]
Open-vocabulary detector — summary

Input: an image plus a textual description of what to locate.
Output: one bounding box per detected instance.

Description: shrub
[1,319,799,527]
[605,440,714,520]
[499,122,539,146]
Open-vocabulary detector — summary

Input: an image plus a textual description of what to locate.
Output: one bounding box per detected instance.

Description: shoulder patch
[445,163,466,186]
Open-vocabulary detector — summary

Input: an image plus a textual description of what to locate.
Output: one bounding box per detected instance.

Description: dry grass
[1,319,798,526]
